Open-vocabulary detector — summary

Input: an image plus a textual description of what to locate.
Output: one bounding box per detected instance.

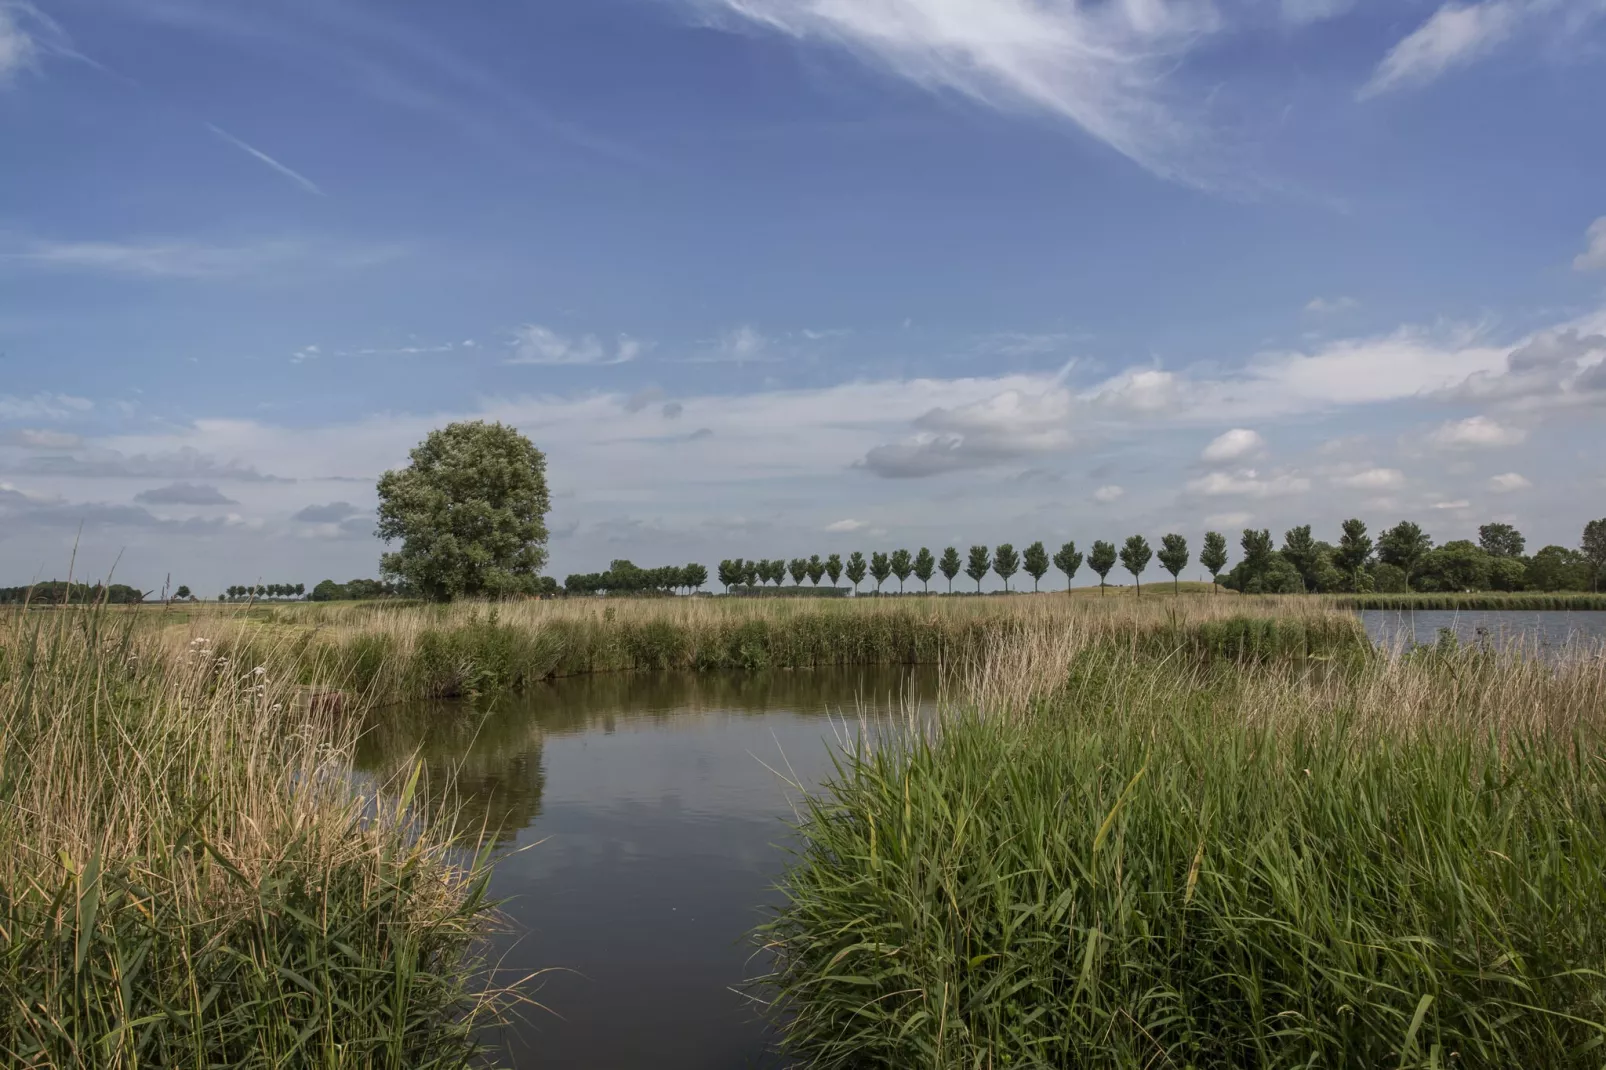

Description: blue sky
[1,0,1603,593]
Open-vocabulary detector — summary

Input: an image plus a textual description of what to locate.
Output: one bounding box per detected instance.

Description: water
[354,667,938,1070]
[1359,609,1606,653]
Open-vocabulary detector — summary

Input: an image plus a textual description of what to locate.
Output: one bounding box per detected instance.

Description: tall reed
[0,604,511,1068]
[758,621,1606,1068]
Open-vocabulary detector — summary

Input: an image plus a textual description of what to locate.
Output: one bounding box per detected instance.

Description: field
[5,590,1605,1067]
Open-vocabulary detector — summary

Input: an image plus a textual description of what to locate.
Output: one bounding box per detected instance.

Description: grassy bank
[759,623,1606,1068]
[141,595,1371,703]
[1334,592,1606,610]
[0,607,510,1067]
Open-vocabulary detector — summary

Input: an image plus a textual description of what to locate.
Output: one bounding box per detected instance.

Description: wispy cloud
[0,393,93,421]
[1488,471,1532,492]
[506,325,641,366]
[1093,485,1125,503]
[685,0,1222,185]
[1577,217,1606,272]
[205,123,325,196]
[0,3,38,81]
[1426,414,1526,449]
[1201,428,1265,463]
[133,481,238,505]
[1304,295,1358,314]
[1,238,400,280]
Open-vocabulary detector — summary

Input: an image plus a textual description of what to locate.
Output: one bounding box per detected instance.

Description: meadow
[757,610,1606,1068]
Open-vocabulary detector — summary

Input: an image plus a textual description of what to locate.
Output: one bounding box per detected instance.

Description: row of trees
[0,582,145,605]
[220,583,306,601]
[708,518,1606,596]
[564,561,707,595]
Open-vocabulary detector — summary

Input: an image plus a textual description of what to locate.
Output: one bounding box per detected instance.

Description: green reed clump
[758,644,1606,1069]
[0,604,511,1068]
[1335,593,1606,611]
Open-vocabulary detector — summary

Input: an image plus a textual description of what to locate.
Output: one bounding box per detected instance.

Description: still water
[355,667,938,1070]
[1359,609,1606,653]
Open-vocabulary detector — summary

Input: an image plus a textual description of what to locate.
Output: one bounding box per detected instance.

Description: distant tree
[1584,519,1606,592]
[1119,535,1152,596]
[1335,519,1373,590]
[807,555,825,586]
[890,549,913,593]
[1089,541,1117,594]
[845,551,867,593]
[1241,529,1274,571]
[1200,532,1228,593]
[1416,540,1492,592]
[218,593,226,603]
[755,559,773,586]
[1280,525,1321,592]
[992,543,1020,592]
[1479,522,1526,559]
[965,546,991,593]
[255,585,267,598]
[173,585,192,601]
[717,559,740,592]
[1527,546,1591,592]
[939,547,961,592]
[913,547,935,592]
[295,582,305,598]
[309,579,345,602]
[1022,541,1049,592]
[745,560,762,589]
[769,559,788,586]
[1157,533,1189,594]
[1370,562,1408,593]
[789,557,808,586]
[1378,521,1434,588]
[685,562,708,592]
[825,553,843,588]
[1489,556,1526,592]
[376,420,550,601]
[870,551,892,593]
[1052,541,1083,591]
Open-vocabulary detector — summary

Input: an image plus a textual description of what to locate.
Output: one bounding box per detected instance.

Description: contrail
[205,122,325,196]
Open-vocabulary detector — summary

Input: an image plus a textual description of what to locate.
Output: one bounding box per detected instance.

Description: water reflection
[354,666,939,1070]
[1359,610,1606,654]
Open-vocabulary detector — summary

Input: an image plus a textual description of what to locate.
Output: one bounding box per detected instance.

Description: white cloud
[1087,368,1181,413]
[0,238,398,280]
[8,428,82,449]
[0,4,38,80]
[686,0,1222,184]
[0,392,93,420]
[1359,0,1520,98]
[860,385,1073,477]
[1186,469,1310,498]
[134,481,238,506]
[205,124,324,196]
[1204,511,1252,527]
[1201,428,1265,463]
[1431,499,1471,510]
[1576,217,1606,272]
[1304,295,1358,314]
[825,518,868,532]
[1488,471,1532,492]
[507,325,639,365]
[1093,484,1125,503]
[1427,414,1526,449]
[1335,467,1406,490]
[1281,0,1353,24]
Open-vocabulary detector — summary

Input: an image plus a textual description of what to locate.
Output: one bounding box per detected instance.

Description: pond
[1359,609,1606,653]
[355,667,939,1070]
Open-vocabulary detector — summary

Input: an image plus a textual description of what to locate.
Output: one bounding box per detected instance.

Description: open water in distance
[1359,609,1606,653]
[354,667,940,1070]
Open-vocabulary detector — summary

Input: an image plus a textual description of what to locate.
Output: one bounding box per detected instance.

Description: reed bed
[758,621,1606,1069]
[0,605,512,1068]
[1334,592,1606,611]
[141,594,1369,703]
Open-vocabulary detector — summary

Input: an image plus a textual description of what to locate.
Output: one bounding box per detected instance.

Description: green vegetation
[759,620,1606,1069]
[377,420,552,600]
[0,581,145,605]
[565,560,705,595]
[0,605,508,1067]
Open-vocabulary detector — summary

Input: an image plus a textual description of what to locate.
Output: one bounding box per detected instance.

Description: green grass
[757,638,1606,1069]
[0,606,513,1068]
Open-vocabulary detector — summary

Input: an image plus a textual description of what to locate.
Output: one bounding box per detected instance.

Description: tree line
[220,583,306,601]
[0,581,145,605]
[564,560,707,596]
[707,517,1606,596]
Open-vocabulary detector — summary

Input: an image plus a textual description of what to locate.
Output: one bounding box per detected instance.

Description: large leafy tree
[1157,533,1189,594]
[845,551,867,593]
[890,549,913,593]
[684,563,708,592]
[717,559,740,592]
[807,555,826,586]
[1053,541,1083,591]
[965,546,991,593]
[1378,521,1434,588]
[1335,519,1373,590]
[1527,545,1591,592]
[825,553,843,587]
[1583,519,1606,592]
[1022,541,1049,592]
[745,560,762,589]
[992,543,1020,592]
[870,551,892,592]
[789,557,808,586]
[1415,540,1492,592]
[1199,531,1228,593]
[1479,522,1526,559]
[913,547,935,592]
[1280,525,1321,592]
[1119,535,1152,596]
[376,421,550,601]
[1089,540,1117,594]
[939,547,961,592]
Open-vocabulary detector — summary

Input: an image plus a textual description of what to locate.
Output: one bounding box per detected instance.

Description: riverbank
[0,607,511,1067]
[147,595,1372,703]
[759,619,1606,1067]
[1335,592,1606,610]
